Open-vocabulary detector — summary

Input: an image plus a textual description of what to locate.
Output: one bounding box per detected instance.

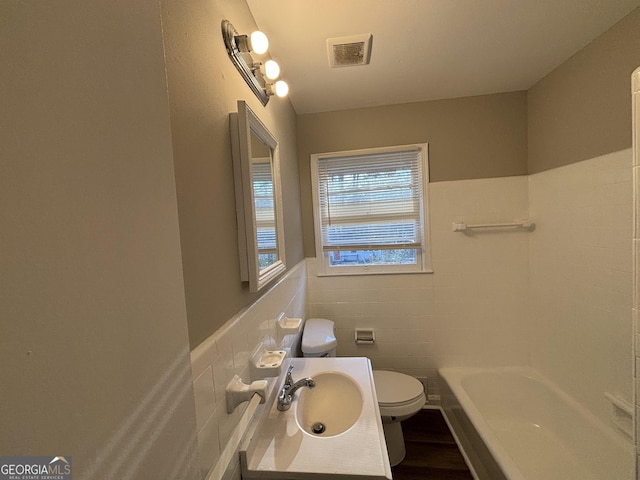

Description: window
[311,144,432,275]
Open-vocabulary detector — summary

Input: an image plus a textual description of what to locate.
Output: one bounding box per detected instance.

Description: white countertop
[240,357,392,479]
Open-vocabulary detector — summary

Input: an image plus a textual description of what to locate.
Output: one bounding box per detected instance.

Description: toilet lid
[373,370,424,406]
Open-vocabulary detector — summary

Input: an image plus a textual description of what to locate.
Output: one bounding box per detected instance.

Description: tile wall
[308,176,531,399]
[529,149,633,429]
[189,260,307,480]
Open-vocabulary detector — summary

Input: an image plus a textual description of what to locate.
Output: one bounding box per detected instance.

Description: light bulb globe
[264,60,281,80]
[250,31,269,54]
[274,80,289,97]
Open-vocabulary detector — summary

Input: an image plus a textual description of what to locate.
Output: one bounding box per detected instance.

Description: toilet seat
[373,370,426,420]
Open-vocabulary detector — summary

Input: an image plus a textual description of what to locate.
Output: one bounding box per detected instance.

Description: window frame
[310,143,433,276]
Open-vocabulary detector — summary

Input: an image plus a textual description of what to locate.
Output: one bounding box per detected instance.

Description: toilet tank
[301,318,337,357]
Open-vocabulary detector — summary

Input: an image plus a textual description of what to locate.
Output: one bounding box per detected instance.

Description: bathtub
[439,367,634,480]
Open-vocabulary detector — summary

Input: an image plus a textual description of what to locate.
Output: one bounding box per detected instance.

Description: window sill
[316,268,434,277]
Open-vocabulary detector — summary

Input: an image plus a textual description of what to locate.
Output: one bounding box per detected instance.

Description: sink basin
[295,371,363,436]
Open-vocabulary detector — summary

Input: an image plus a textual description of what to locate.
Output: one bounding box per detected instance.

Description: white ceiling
[246,0,640,114]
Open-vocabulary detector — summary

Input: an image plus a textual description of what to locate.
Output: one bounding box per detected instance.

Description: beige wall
[297,91,528,256]
[0,1,199,478]
[161,0,304,348]
[528,7,640,173]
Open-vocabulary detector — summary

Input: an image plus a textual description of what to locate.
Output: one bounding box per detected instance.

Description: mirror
[230,100,286,292]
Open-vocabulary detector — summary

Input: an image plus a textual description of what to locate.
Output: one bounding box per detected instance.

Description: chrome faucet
[277,364,315,411]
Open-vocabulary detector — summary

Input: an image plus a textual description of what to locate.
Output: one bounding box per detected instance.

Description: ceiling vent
[327,34,373,68]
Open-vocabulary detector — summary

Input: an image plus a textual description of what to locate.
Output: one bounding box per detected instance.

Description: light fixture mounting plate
[222,19,270,106]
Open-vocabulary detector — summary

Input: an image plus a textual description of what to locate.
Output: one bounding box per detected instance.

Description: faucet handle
[285,364,294,383]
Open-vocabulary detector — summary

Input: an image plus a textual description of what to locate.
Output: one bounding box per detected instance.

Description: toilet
[300,318,337,357]
[301,318,426,466]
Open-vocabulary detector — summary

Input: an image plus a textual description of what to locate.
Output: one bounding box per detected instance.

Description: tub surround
[440,367,635,480]
[529,149,633,427]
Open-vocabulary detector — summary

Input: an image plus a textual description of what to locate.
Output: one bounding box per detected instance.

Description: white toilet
[301,318,426,466]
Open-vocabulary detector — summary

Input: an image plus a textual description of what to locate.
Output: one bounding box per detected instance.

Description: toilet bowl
[373,370,426,466]
[301,318,426,466]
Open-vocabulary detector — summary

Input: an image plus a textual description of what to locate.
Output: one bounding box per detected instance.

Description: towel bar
[452,220,534,232]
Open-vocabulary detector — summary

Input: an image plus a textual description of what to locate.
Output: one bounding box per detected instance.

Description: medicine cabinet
[229,100,286,292]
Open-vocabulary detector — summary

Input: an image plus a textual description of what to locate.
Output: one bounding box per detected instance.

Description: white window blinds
[315,147,424,252]
[252,160,276,254]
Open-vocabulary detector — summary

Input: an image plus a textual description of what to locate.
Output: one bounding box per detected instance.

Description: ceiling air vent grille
[327,34,373,68]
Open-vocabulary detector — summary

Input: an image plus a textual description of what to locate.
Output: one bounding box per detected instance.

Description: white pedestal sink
[240,357,392,479]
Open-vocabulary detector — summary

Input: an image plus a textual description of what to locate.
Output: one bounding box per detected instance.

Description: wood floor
[391,408,474,480]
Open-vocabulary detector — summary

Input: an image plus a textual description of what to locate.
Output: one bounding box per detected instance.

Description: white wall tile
[191,335,218,380]
[193,366,216,432]
[529,149,633,426]
[190,260,307,480]
[197,412,221,477]
[211,340,233,409]
[308,176,531,394]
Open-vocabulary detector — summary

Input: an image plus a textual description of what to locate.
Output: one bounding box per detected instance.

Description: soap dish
[276,313,302,336]
[250,344,286,380]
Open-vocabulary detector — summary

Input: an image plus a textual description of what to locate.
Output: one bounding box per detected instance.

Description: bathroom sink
[295,371,363,436]
[240,357,392,479]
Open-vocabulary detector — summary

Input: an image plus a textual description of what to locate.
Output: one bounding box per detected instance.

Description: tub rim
[440,366,527,480]
[439,366,634,480]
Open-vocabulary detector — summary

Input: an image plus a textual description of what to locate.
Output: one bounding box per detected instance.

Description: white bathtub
[439,367,634,480]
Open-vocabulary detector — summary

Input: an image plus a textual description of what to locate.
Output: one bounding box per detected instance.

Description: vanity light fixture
[222,19,289,106]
